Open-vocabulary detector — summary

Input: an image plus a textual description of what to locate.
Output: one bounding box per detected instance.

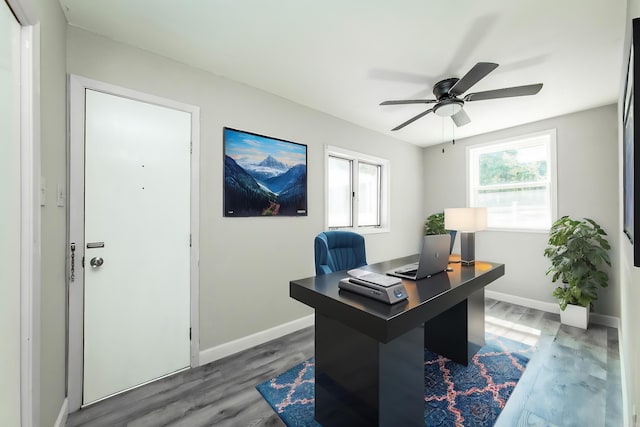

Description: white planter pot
[560,304,589,329]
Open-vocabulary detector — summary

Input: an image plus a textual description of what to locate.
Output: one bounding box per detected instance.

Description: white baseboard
[619,323,630,427]
[198,292,619,367]
[199,314,314,366]
[485,290,559,314]
[54,398,68,427]
[485,290,619,329]
[589,312,620,329]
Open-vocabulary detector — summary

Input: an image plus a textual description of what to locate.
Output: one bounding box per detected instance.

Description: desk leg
[424,288,485,365]
[315,313,423,427]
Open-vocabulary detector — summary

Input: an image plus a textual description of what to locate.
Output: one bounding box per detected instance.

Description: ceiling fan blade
[449,62,499,96]
[380,99,437,106]
[464,83,543,101]
[451,109,471,127]
[391,108,434,131]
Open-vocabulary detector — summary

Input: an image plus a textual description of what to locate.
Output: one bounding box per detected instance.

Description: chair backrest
[449,230,457,254]
[314,231,367,276]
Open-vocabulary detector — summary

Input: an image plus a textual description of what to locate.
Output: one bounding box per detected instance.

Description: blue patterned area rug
[256,333,535,427]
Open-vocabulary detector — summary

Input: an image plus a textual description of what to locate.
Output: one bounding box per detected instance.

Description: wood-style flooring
[66,299,622,426]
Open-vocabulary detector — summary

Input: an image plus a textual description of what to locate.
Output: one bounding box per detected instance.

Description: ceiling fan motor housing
[432,78,464,117]
[433,78,460,99]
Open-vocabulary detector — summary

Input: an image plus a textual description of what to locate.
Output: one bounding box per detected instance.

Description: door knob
[90,257,104,267]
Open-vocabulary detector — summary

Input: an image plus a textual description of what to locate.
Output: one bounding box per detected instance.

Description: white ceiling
[59,0,626,147]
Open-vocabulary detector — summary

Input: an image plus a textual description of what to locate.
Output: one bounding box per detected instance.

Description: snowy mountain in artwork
[224,154,306,216]
[241,155,289,182]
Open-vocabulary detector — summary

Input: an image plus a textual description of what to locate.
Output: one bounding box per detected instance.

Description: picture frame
[223,127,308,217]
[624,18,640,267]
[623,45,634,243]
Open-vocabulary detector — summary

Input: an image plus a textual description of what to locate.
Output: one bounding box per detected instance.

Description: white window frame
[325,145,390,234]
[466,129,557,233]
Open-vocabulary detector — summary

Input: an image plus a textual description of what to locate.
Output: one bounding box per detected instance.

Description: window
[326,146,389,232]
[467,130,557,231]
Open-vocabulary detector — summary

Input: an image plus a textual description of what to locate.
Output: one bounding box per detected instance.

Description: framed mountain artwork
[223,127,308,217]
[624,18,640,267]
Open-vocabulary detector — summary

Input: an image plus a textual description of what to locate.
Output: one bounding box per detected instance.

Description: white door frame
[6,0,40,425]
[67,75,200,411]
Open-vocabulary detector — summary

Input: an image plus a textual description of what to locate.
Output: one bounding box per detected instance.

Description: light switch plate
[57,184,65,207]
[40,176,46,206]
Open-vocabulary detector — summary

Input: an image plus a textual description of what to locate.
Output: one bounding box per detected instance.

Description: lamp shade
[444,207,487,232]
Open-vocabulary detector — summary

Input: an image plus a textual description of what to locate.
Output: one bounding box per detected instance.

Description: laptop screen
[387,234,450,280]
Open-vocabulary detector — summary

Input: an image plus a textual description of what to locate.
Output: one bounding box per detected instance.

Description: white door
[82,89,192,404]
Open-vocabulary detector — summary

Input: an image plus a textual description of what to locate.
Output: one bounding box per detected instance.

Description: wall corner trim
[54,398,68,427]
[199,315,314,366]
[618,322,630,427]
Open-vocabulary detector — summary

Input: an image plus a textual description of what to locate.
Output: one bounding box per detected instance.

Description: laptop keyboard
[395,263,419,275]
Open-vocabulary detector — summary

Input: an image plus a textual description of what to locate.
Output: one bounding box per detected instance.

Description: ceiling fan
[380,62,543,131]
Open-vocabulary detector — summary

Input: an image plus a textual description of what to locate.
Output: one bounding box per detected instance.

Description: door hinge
[189,327,192,340]
[190,141,192,154]
[189,234,192,247]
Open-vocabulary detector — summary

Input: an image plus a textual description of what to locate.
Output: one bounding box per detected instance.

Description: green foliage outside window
[479,150,547,185]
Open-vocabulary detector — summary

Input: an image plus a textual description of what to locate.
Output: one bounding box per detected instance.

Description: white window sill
[327,226,390,235]
[484,227,550,234]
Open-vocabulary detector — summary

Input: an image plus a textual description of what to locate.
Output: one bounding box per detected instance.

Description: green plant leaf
[424,212,449,236]
[543,215,610,310]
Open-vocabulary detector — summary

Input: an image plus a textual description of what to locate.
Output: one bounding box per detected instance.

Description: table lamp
[444,207,487,265]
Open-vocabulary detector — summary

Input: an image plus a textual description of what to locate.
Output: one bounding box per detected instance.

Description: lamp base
[460,232,476,265]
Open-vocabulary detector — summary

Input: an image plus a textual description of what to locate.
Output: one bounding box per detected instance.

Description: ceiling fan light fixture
[433,99,463,117]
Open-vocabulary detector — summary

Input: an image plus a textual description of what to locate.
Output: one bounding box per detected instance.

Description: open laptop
[386,234,451,280]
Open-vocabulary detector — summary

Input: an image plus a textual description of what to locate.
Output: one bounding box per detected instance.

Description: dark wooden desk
[289,255,505,427]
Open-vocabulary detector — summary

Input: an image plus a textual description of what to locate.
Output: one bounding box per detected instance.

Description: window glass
[468,131,556,231]
[326,146,389,232]
[358,162,380,226]
[327,155,352,227]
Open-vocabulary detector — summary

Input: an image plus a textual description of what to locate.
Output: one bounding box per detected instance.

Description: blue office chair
[448,230,457,254]
[314,231,367,276]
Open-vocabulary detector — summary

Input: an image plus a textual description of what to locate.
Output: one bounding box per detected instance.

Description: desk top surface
[290,255,504,342]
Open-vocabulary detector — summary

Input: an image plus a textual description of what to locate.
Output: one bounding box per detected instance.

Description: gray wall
[620,0,640,422]
[35,0,68,425]
[66,26,425,351]
[37,9,630,425]
[423,105,620,317]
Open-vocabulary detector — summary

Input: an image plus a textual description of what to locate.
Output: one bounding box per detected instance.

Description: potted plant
[424,212,456,254]
[424,212,447,236]
[543,215,611,329]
